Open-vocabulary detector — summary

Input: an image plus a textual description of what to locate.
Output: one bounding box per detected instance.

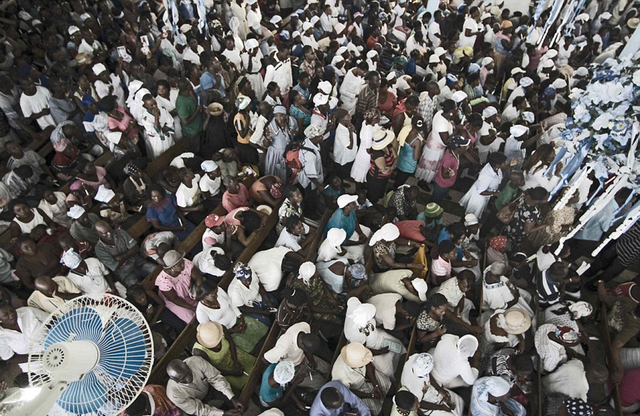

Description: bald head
[94,220,113,243]
[166,359,193,384]
[34,276,57,297]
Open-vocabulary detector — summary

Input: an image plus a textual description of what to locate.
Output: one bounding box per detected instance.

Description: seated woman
[9,199,59,244]
[260,361,300,409]
[343,297,406,381]
[436,271,482,336]
[322,176,344,211]
[429,240,458,285]
[416,294,450,349]
[480,308,530,355]
[317,228,348,262]
[248,247,302,293]
[126,284,186,341]
[470,376,526,416]
[400,352,465,415]
[15,235,63,290]
[0,304,48,363]
[541,301,593,347]
[370,223,424,274]
[63,249,120,295]
[75,158,115,190]
[534,323,582,373]
[51,140,82,181]
[482,262,534,321]
[317,258,369,296]
[275,215,315,257]
[192,321,256,391]
[192,246,232,280]
[249,175,283,208]
[222,176,251,212]
[176,167,215,225]
[288,262,344,339]
[146,185,196,241]
[227,262,277,326]
[155,250,203,324]
[122,162,152,211]
[195,279,268,354]
[223,206,268,257]
[486,235,509,265]
[202,213,228,251]
[369,269,428,303]
[325,194,372,262]
[431,334,480,389]
[277,185,304,234]
[481,349,535,398]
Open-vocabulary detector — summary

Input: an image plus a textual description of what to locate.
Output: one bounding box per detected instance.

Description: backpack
[284,141,313,184]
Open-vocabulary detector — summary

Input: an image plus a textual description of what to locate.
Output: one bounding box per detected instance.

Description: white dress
[332,123,357,166]
[415,111,452,182]
[350,123,377,183]
[459,164,503,219]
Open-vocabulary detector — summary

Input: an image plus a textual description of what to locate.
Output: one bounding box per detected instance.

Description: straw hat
[207,102,224,116]
[341,342,373,368]
[371,129,395,150]
[196,322,223,348]
[503,308,531,335]
[162,250,185,269]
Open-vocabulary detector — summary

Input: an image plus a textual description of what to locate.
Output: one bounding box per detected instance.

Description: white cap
[541,59,555,68]
[318,81,332,95]
[519,77,533,87]
[452,91,467,103]
[511,67,525,75]
[434,46,446,56]
[245,38,259,50]
[510,125,529,138]
[180,23,192,34]
[481,12,492,20]
[337,194,358,208]
[482,106,498,119]
[521,111,535,123]
[429,54,440,64]
[92,63,107,76]
[464,214,479,226]
[67,205,86,219]
[367,50,378,58]
[303,21,313,31]
[552,78,567,89]
[335,23,346,34]
[313,93,329,106]
[575,67,588,76]
[270,15,283,24]
[68,25,80,35]
[201,160,219,172]
[292,30,301,38]
[310,16,320,25]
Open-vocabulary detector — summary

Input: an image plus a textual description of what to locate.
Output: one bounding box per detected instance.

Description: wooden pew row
[147,200,282,384]
[238,209,332,407]
[600,303,623,416]
[0,150,114,250]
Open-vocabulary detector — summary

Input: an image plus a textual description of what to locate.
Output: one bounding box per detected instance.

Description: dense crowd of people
[0,0,640,415]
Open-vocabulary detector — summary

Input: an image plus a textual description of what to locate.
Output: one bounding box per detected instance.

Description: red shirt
[434,149,460,188]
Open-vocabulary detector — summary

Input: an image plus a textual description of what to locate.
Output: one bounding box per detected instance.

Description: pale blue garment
[317,258,349,293]
[573,199,618,241]
[470,377,527,416]
[397,136,420,174]
[265,117,296,181]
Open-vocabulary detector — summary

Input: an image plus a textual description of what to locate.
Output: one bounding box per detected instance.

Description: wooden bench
[239,209,332,407]
[600,303,623,416]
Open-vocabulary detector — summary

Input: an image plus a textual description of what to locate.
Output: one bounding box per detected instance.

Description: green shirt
[494,180,519,210]
[175,94,203,136]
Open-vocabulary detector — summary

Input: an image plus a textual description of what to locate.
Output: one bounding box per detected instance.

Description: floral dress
[504,201,541,251]
[373,241,396,273]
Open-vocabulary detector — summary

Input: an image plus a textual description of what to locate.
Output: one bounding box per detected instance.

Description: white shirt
[459,17,479,48]
[431,334,479,386]
[193,246,226,277]
[247,247,292,292]
[338,68,364,109]
[176,174,202,208]
[368,293,402,330]
[202,229,225,250]
[297,139,323,189]
[142,231,176,260]
[0,307,48,360]
[263,57,293,94]
[275,223,310,252]
[227,274,262,308]
[332,123,357,165]
[195,288,241,328]
[428,21,441,47]
[263,322,311,365]
[67,258,111,295]
[20,86,56,129]
[199,174,221,196]
[221,48,242,70]
[95,74,125,107]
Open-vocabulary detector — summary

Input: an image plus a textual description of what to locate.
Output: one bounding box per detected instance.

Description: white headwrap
[457,334,478,358]
[67,205,86,219]
[273,361,295,385]
[411,279,428,301]
[485,376,512,397]
[61,249,83,270]
[369,223,400,246]
[412,353,434,377]
[297,262,316,285]
[568,301,593,319]
[347,297,376,327]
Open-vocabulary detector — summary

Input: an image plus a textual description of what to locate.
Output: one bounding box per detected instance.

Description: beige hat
[162,250,185,269]
[371,128,395,150]
[341,342,373,368]
[196,322,223,348]
[502,308,531,334]
[207,102,224,116]
[628,18,640,29]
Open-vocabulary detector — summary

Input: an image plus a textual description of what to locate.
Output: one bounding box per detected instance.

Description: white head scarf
[273,361,295,385]
[457,334,479,358]
[297,262,316,285]
[568,301,593,319]
[369,223,400,246]
[412,353,434,377]
[61,249,83,270]
[347,297,376,327]
[484,376,512,397]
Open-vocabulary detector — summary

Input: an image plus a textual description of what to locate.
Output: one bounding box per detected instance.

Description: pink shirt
[222,184,250,212]
[435,149,460,188]
[156,259,197,323]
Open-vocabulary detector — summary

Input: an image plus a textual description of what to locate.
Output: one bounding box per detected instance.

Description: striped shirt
[616,223,640,266]
[536,269,560,308]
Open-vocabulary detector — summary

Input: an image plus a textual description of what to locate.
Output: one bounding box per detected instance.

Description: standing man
[263,45,293,107]
[176,78,203,153]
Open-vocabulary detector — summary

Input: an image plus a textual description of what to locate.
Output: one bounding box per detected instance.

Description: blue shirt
[574,199,618,241]
[200,71,226,97]
[310,380,371,416]
[326,208,357,239]
[259,363,283,405]
[437,227,463,260]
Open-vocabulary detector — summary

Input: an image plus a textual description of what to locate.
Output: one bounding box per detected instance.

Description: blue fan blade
[98,317,146,378]
[58,372,107,414]
[44,307,103,349]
